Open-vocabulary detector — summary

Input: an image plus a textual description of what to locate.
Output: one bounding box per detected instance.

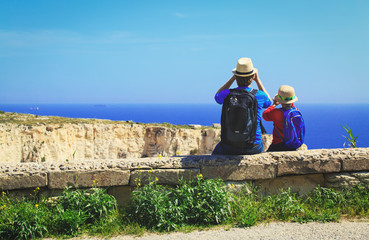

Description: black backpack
[221,88,258,148]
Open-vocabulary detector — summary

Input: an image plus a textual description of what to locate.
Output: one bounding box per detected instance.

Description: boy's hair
[236,75,253,87]
[281,103,293,109]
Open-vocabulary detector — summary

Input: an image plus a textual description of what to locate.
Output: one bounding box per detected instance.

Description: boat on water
[93,104,108,108]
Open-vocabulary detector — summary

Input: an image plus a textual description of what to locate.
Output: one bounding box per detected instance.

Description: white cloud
[0,30,133,47]
[173,12,186,18]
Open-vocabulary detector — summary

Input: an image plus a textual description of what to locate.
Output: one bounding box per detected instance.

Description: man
[212,58,272,155]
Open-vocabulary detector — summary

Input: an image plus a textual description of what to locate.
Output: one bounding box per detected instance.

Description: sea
[1,103,368,150]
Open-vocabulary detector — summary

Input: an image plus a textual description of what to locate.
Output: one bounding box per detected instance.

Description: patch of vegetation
[0,187,117,239]
[231,184,369,226]
[0,180,368,239]
[0,111,215,129]
[190,148,198,155]
[341,125,359,148]
[128,175,231,231]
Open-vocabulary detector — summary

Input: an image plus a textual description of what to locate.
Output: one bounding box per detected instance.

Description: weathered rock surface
[256,174,325,195]
[130,169,200,186]
[325,172,369,188]
[0,123,221,163]
[2,113,368,203]
[0,148,368,192]
[0,113,310,164]
[48,170,130,189]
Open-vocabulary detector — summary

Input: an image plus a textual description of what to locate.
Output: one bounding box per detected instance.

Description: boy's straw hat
[274,85,298,104]
[232,58,257,77]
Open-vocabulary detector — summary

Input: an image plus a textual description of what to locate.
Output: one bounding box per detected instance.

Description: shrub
[129,181,172,230]
[129,175,231,231]
[55,187,118,224]
[230,184,260,227]
[0,187,118,239]
[53,209,87,236]
[0,199,51,240]
[341,184,369,216]
[305,186,345,209]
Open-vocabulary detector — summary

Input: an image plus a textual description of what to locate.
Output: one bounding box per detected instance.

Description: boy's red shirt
[262,104,296,144]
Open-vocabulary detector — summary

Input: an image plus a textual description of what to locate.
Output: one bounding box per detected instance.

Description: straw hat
[274,85,298,104]
[232,58,257,77]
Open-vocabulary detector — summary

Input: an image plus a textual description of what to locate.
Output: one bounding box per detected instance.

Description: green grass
[0,187,118,239]
[0,181,368,239]
[0,111,213,129]
[128,175,231,231]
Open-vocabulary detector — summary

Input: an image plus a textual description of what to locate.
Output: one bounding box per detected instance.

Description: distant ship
[93,104,107,108]
[29,107,39,110]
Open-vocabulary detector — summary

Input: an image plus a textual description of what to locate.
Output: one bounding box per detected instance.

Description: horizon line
[1,102,369,105]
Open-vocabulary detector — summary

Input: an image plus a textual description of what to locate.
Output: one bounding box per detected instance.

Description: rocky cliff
[1,112,302,164]
[0,112,225,163]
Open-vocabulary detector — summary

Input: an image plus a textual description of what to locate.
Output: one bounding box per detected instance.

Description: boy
[262,85,301,151]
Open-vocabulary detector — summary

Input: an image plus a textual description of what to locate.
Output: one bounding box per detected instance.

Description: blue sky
[0,0,368,104]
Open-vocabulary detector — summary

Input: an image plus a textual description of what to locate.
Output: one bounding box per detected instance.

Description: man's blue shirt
[215,87,272,145]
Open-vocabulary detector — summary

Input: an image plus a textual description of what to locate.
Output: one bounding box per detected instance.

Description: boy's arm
[262,105,275,121]
[263,95,282,121]
[216,75,236,94]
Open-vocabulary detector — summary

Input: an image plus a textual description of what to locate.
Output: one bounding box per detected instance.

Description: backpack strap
[275,108,285,142]
[260,121,267,134]
[275,126,284,142]
[250,89,258,96]
[249,89,268,134]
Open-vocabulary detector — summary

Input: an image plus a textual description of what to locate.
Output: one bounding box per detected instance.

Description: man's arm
[253,72,272,102]
[216,75,236,94]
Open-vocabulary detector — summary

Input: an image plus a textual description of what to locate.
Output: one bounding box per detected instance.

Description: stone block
[342,158,369,172]
[325,173,361,188]
[48,170,130,189]
[130,169,200,186]
[255,174,324,195]
[0,173,47,190]
[351,172,369,181]
[107,186,134,207]
[201,161,277,181]
[275,151,341,176]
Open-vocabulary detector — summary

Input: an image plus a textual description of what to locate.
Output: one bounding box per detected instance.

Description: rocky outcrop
[0,112,309,164]
[0,123,222,163]
[0,123,308,164]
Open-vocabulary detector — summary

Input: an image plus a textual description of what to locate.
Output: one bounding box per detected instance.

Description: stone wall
[1,148,368,205]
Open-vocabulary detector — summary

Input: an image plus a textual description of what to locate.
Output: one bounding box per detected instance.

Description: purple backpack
[277,107,305,149]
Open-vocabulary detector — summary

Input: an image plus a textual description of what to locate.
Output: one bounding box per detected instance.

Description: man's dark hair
[236,75,254,87]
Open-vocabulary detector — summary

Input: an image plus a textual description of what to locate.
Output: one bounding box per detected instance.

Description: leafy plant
[0,187,119,239]
[52,209,87,236]
[56,187,117,224]
[261,188,305,221]
[230,184,260,227]
[1,180,369,239]
[305,186,345,209]
[129,175,231,231]
[341,125,358,148]
[0,198,51,239]
[129,180,171,230]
